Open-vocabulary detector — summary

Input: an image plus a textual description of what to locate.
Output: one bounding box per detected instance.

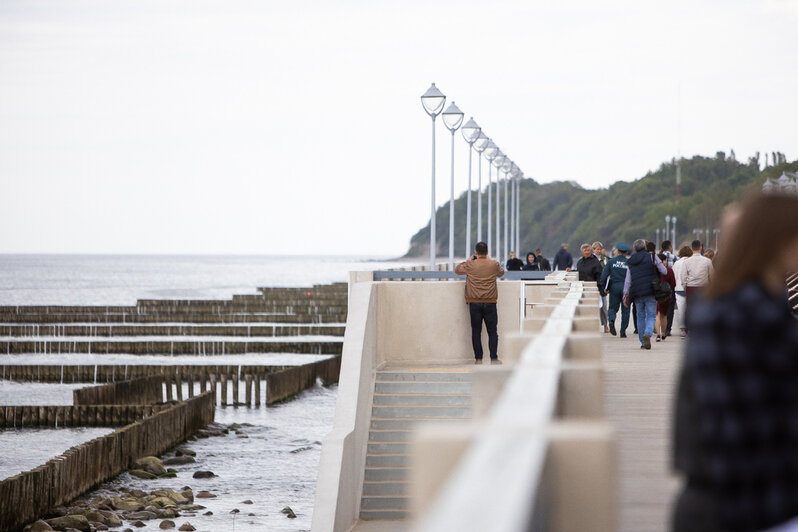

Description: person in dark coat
[522,252,539,271]
[535,248,551,271]
[575,243,602,289]
[600,242,631,337]
[672,194,798,532]
[623,239,666,349]
[552,243,573,271]
[505,251,524,271]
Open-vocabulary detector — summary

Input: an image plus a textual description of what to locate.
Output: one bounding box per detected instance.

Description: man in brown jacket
[454,241,505,364]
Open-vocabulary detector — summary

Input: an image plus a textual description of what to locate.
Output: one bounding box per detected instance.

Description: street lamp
[492,151,506,261]
[420,83,446,271]
[665,215,671,245]
[473,132,490,244]
[713,228,720,250]
[671,216,677,245]
[461,117,482,259]
[516,170,523,253]
[502,158,512,260]
[442,102,464,271]
[656,228,661,249]
[484,142,498,255]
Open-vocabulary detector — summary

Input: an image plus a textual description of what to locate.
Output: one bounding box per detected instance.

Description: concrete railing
[312,271,591,531]
[411,280,617,532]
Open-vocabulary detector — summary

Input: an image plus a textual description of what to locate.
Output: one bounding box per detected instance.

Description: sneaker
[490,359,502,365]
[475,359,483,365]
[656,335,661,342]
[643,335,651,350]
[680,331,687,338]
[609,322,617,336]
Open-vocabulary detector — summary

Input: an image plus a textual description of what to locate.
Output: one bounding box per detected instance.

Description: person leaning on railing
[672,193,798,532]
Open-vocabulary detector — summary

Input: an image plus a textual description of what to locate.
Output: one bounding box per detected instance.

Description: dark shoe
[620,332,627,338]
[475,359,483,365]
[656,335,661,342]
[609,322,617,336]
[634,329,638,334]
[490,359,502,365]
[643,335,651,350]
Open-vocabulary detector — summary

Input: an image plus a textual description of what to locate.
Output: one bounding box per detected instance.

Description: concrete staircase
[360,368,473,521]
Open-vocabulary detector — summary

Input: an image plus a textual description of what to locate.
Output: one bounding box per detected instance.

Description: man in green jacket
[600,242,631,337]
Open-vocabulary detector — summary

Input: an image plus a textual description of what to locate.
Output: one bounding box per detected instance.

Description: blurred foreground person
[672,194,798,532]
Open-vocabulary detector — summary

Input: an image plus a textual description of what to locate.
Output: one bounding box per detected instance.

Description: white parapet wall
[312,271,611,532]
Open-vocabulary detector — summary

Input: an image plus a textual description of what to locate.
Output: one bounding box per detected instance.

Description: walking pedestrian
[600,242,631,337]
[654,252,676,342]
[454,242,505,365]
[679,240,714,333]
[552,243,573,272]
[672,194,798,532]
[623,239,667,349]
[593,241,610,333]
[535,248,551,271]
[671,245,693,338]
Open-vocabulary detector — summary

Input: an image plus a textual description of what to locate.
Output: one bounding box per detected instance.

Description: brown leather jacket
[454,256,505,303]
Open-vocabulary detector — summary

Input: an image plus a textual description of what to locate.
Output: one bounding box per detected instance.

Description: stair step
[373,393,471,406]
[369,418,468,430]
[364,467,408,482]
[375,381,472,394]
[360,496,410,510]
[368,442,409,455]
[363,481,409,496]
[376,371,472,382]
[366,454,410,467]
[371,405,471,419]
[359,509,410,520]
[369,430,413,442]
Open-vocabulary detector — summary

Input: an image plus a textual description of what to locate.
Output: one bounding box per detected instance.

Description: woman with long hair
[672,194,798,532]
[654,252,676,341]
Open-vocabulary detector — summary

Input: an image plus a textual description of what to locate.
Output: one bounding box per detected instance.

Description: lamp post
[672,217,677,245]
[484,142,498,255]
[656,228,661,249]
[510,167,516,255]
[461,117,481,258]
[442,102,464,271]
[665,215,671,245]
[420,83,446,271]
[473,133,489,244]
[492,152,506,261]
[502,159,512,260]
[713,228,720,250]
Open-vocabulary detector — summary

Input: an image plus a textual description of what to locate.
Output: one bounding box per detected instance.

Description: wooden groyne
[0,391,215,532]
[0,323,344,337]
[266,355,342,404]
[73,375,164,405]
[1,338,342,355]
[0,404,166,428]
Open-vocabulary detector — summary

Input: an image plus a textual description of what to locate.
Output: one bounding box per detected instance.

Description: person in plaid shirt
[672,194,798,532]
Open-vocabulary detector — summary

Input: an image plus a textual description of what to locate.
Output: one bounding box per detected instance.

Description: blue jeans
[634,295,657,346]
[469,302,498,360]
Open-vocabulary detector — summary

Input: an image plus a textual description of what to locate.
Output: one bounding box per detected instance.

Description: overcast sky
[2,0,796,256]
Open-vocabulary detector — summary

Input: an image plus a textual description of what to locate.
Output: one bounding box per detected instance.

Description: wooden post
[201,372,207,392]
[165,375,173,402]
[210,374,217,406]
[220,374,228,407]
[245,374,252,407]
[176,375,183,402]
[232,375,239,407]
[254,373,261,408]
[187,374,194,398]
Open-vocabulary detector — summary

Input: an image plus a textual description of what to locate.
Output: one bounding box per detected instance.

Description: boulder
[281,506,297,519]
[109,498,143,512]
[128,470,157,480]
[180,489,194,503]
[157,509,177,519]
[242,500,253,505]
[202,512,213,516]
[192,471,215,479]
[132,457,166,476]
[178,523,196,531]
[164,456,196,466]
[84,511,104,524]
[46,515,90,532]
[174,448,196,457]
[93,524,109,531]
[195,491,216,499]
[132,521,146,528]
[161,472,178,478]
[159,521,175,529]
[125,511,157,521]
[105,515,123,528]
[29,521,53,532]
[151,497,177,509]
[130,490,147,499]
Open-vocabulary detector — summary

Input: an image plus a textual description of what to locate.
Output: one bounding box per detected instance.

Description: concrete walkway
[602,329,683,532]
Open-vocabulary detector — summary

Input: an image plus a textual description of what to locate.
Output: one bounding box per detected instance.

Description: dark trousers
[665,293,676,334]
[684,286,702,332]
[607,289,630,334]
[469,302,498,360]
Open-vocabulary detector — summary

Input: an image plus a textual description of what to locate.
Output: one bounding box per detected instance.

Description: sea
[0,254,418,531]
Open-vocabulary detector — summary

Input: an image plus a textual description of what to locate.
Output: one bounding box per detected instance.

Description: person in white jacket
[671,245,693,337]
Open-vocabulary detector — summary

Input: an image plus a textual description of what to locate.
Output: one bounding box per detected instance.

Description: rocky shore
[23,422,298,532]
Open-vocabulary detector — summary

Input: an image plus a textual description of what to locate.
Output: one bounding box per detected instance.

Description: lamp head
[420,83,446,117]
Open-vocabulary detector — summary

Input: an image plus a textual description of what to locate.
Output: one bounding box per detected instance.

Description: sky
[1,0,796,257]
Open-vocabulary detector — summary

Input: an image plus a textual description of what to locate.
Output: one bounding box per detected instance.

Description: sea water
[0,254,417,530]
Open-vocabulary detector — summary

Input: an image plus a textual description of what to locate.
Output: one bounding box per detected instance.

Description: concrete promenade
[603,330,683,532]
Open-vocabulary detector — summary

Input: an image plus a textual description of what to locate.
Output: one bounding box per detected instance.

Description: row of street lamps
[421,83,523,271]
